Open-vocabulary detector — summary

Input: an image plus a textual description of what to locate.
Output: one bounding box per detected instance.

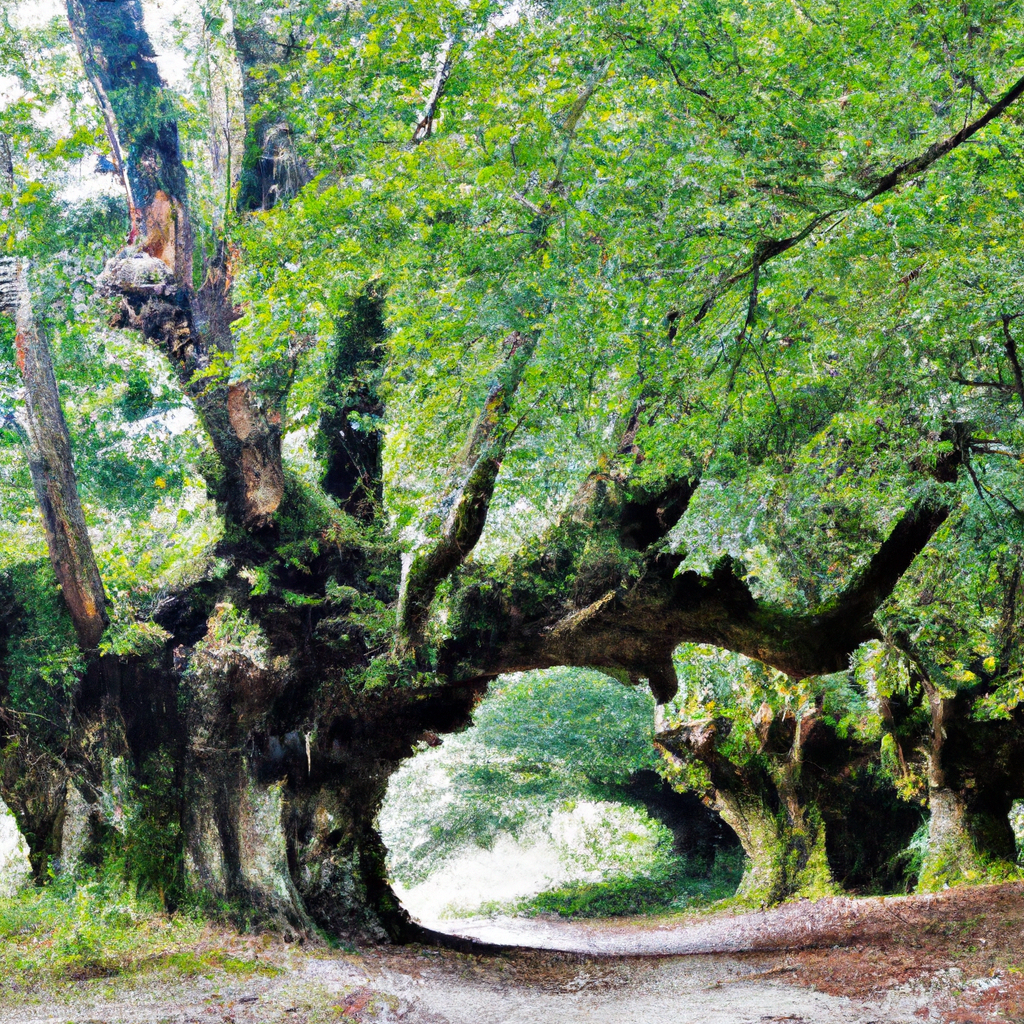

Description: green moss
[158,949,280,977]
[790,817,840,900]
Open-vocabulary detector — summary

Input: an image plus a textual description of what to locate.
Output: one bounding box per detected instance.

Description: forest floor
[1,882,1023,1023]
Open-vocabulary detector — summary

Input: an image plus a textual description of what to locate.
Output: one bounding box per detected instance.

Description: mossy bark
[714,785,835,904]
[657,710,840,906]
[915,685,1020,890]
[314,289,386,520]
[918,785,984,889]
[0,258,108,649]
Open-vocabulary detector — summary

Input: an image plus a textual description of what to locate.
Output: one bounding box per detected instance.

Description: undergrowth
[0,871,276,990]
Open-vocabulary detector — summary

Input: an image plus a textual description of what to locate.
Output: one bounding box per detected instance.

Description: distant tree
[380,667,665,886]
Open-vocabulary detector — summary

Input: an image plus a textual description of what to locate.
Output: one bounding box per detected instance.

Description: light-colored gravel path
[0,947,949,1024]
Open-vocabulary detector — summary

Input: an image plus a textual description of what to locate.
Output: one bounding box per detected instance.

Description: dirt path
[0,948,932,1024]
[420,881,1024,956]
[1,884,1022,1023]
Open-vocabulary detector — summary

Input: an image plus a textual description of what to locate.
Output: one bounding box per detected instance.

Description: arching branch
[438,483,951,702]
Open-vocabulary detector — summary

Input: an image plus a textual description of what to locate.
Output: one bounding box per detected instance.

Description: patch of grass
[156,949,280,978]
[512,873,682,918]
[0,872,217,989]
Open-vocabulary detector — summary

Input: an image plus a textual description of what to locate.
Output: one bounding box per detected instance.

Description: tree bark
[397,330,537,652]
[915,683,1011,889]
[905,669,1019,889]
[0,258,108,649]
[232,2,310,212]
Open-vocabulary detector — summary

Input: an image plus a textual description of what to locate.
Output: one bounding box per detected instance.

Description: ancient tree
[0,0,1022,935]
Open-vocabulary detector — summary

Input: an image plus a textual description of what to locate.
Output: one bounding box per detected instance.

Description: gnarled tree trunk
[657,712,836,905]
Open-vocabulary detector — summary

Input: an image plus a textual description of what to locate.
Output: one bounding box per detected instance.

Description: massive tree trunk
[66,0,285,531]
[0,258,107,649]
[656,711,836,904]
[3,1,973,941]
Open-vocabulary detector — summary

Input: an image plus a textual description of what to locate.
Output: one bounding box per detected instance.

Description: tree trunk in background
[232,3,310,212]
[0,258,108,649]
[915,683,1018,889]
[917,686,979,888]
[314,288,386,519]
[708,779,833,904]
[657,712,836,905]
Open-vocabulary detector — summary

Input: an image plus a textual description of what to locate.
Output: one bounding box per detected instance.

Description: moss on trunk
[715,786,836,905]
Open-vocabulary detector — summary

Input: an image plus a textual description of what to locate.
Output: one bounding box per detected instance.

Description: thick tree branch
[864,73,1024,200]
[439,487,951,699]
[0,258,108,648]
[396,332,537,651]
[97,254,285,530]
[809,497,952,647]
[550,59,610,190]
[412,37,459,144]
[66,0,191,278]
[68,0,286,530]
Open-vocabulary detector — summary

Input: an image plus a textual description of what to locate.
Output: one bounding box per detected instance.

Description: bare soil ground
[2,883,1023,1024]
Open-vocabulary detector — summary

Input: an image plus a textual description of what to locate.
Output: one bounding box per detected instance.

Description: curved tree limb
[396,331,537,652]
[438,484,951,700]
[412,36,460,144]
